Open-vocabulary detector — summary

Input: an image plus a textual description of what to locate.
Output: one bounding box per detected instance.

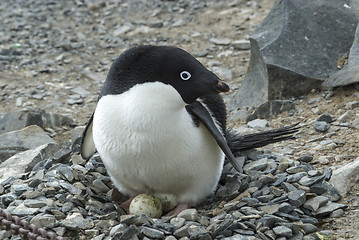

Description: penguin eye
[180,71,191,81]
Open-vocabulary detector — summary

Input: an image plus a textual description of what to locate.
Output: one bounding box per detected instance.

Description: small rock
[30,214,57,228]
[316,114,333,123]
[232,39,251,50]
[140,226,165,239]
[329,208,344,218]
[273,225,292,237]
[345,101,359,109]
[301,223,318,234]
[247,119,269,128]
[315,202,346,217]
[170,217,186,229]
[210,38,232,45]
[177,209,198,221]
[297,153,313,162]
[303,196,329,212]
[314,121,329,132]
[113,24,132,37]
[212,67,233,81]
[61,212,94,230]
[288,190,306,207]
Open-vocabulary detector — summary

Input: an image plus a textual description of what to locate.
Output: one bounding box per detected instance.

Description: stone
[170,217,186,229]
[299,175,325,186]
[313,121,329,132]
[30,214,57,228]
[303,196,329,212]
[140,226,165,239]
[337,111,353,123]
[318,156,330,165]
[232,39,251,50]
[212,67,233,81]
[244,158,271,172]
[177,208,198,221]
[329,209,344,218]
[60,212,94,230]
[317,114,333,123]
[301,223,318,234]
[245,100,295,121]
[173,225,190,238]
[324,23,359,87]
[23,198,47,208]
[297,153,313,162]
[273,226,292,238]
[314,202,346,217]
[247,119,269,128]
[0,109,74,135]
[0,125,56,161]
[10,203,39,216]
[0,143,59,182]
[346,101,359,109]
[210,38,231,45]
[287,172,307,183]
[330,157,359,197]
[288,190,306,207]
[113,24,133,37]
[230,0,358,108]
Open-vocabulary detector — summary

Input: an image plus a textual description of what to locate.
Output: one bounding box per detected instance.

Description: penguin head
[102,45,230,104]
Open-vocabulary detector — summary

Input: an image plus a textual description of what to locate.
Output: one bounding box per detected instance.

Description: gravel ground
[1,0,359,239]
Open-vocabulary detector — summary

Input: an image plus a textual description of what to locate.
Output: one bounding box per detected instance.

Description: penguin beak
[213,80,230,93]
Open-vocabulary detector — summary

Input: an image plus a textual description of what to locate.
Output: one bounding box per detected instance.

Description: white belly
[92,82,224,204]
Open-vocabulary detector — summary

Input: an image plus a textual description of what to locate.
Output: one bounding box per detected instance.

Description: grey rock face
[231,0,358,108]
[0,125,56,161]
[324,23,359,87]
[330,157,359,197]
[0,109,74,135]
[0,143,59,182]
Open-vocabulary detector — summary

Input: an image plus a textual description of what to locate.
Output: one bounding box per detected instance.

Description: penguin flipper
[186,101,243,173]
[80,113,95,159]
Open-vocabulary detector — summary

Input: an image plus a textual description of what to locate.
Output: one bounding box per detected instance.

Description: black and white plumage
[81,45,298,213]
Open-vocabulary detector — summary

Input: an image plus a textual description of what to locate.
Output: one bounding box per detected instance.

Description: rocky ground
[1,0,359,239]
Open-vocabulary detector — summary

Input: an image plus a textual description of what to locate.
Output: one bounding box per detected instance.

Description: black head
[100,45,230,104]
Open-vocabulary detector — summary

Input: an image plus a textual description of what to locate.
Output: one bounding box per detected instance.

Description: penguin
[80,45,298,215]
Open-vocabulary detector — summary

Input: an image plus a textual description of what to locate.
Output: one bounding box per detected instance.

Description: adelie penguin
[81,45,299,215]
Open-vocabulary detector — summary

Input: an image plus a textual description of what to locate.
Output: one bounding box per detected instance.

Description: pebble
[231,40,251,50]
[314,121,330,132]
[170,217,186,229]
[247,119,270,128]
[210,38,232,45]
[177,208,199,221]
[317,114,333,123]
[288,190,306,207]
[273,225,293,237]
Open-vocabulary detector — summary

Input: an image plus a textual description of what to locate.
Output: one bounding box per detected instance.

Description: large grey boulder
[0,109,75,135]
[0,143,60,183]
[0,125,56,162]
[324,23,359,87]
[231,0,359,108]
[330,157,359,197]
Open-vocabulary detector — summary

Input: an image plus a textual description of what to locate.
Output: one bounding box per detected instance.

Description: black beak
[213,80,230,93]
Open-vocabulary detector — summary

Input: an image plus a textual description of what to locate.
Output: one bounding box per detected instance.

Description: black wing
[80,113,95,159]
[186,101,243,173]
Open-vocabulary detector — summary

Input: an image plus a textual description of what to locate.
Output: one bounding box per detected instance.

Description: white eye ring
[180,71,191,81]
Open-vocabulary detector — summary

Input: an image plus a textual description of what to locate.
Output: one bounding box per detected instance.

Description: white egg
[129,194,162,218]
[154,193,178,213]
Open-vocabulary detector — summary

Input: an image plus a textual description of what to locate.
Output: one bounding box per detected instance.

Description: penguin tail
[226,123,300,153]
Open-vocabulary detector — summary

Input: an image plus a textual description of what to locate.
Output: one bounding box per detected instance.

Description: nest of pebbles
[0,142,345,240]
